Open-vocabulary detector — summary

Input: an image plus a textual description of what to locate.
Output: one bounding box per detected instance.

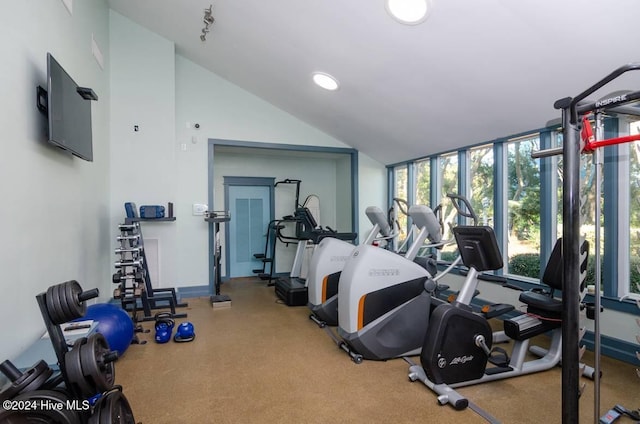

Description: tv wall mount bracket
[36,85,98,115]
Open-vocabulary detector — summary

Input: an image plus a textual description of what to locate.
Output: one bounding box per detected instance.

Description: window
[628,119,640,295]
[469,144,494,226]
[439,153,458,257]
[393,165,409,245]
[505,135,541,278]
[386,116,640,308]
[414,159,430,207]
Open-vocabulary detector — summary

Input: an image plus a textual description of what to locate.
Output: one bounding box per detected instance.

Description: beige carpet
[115,278,639,424]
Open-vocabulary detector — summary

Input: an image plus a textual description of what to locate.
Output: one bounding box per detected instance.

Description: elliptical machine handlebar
[447,193,478,226]
[365,206,393,239]
[408,205,441,244]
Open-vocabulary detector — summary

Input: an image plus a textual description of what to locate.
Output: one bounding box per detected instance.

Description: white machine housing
[336,205,441,360]
[306,206,394,325]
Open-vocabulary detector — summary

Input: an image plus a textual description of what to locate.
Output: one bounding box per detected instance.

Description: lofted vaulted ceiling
[107,0,640,165]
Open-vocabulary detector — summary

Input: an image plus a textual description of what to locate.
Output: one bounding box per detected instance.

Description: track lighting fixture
[201,5,215,42]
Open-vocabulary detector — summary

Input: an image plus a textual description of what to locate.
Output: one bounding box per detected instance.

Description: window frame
[386,121,640,311]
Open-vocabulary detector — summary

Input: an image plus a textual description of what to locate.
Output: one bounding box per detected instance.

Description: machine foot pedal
[484,365,513,375]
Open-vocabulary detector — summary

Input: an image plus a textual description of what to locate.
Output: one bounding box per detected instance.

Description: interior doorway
[224,177,274,277]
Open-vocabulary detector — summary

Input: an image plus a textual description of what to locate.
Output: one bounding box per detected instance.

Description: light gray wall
[109,10,178,288]
[111,13,387,289]
[0,1,111,361]
[0,5,386,362]
[336,155,353,232]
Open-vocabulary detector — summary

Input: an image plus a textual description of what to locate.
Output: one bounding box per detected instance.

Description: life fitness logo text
[437,354,474,368]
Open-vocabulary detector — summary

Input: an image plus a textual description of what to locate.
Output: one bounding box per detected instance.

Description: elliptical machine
[408,225,589,411]
[336,204,444,363]
[307,205,396,327]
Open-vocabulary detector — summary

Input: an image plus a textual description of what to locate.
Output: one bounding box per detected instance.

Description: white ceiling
[107,0,640,165]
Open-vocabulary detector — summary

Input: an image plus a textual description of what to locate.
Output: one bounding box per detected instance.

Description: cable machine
[534,62,640,423]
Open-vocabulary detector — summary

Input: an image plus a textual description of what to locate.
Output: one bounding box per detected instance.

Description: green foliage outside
[508,253,540,279]
[505,253,640,294]
[400,122,640,295]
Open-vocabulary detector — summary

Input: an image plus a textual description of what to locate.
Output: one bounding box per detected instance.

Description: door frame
[207,138,359,292]
[223,177,275,279]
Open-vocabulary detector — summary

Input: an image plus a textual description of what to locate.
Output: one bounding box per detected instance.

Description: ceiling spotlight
[312,72,339,91]
[385,0,432,25]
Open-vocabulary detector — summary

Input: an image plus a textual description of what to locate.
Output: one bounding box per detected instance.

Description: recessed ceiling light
[312,72,339,91]
[386,0,432,25]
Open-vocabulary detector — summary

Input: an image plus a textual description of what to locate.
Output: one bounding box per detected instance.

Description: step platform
[275,277,307,306]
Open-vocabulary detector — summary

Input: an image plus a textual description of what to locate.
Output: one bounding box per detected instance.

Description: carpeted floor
[115,277,639,424]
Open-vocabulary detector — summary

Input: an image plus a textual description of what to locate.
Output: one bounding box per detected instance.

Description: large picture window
[386,117,640,305]
[628,119,640,295]
[439,153,458,257]
[393,165,408,245]
[469,145,494,226]
[414,159,430,207]
[505,135,541,277]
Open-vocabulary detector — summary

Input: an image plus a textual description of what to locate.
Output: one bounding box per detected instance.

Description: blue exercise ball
[80,303,134,357]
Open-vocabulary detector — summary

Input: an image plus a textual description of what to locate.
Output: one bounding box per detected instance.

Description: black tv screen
[47,53,93,162]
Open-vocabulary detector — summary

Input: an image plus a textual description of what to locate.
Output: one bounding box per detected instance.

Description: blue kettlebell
[154,313,175,344]
[173,321,195,343]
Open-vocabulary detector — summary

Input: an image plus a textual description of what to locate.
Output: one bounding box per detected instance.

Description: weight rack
[113,221,187,322]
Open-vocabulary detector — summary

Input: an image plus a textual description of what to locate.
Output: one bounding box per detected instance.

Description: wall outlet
[192,203,208,216]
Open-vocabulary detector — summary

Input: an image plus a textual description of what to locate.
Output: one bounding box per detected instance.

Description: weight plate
[80,334,115,393]
[45,285,58,324]
[0,360,53,402]
[54,283,68,324]
[17,361,53,395]
[0,389,82,424]
[64,338,94,397]
[41,373,65,391]
[88,387,136,424]
[0,380,21,403]
[58,281,73,324]
[65,281,86,321]
[46,284,64,325]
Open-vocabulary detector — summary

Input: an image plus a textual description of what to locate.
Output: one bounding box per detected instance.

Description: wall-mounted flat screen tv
[47,53,95,162]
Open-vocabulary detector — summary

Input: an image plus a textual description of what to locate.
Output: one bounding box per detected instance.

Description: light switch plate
[192,204,208,216]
